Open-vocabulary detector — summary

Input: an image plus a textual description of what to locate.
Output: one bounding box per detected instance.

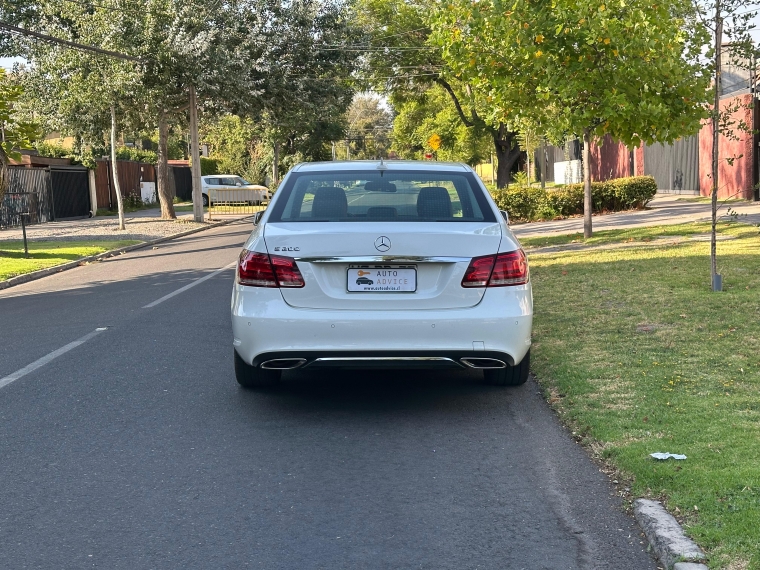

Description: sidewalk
[510,194,760,239]
[0,207,252,243]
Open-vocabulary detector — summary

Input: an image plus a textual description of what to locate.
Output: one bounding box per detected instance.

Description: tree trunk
[526,143,531,185]
[110,105,125,231]
[157,109,176,219]
[493,135,520,188]
[272,141,279,187]
[540,138,546,190]
[583,127,592,238]
[189,85,203,222]
[711,8,723,291]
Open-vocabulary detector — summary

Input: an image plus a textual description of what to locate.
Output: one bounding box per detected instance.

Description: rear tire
[483,349,530,386]
[202,194,209,207]
[234,350,280,388]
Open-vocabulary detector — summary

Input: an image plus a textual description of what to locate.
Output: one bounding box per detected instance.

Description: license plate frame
[347,265,417,293]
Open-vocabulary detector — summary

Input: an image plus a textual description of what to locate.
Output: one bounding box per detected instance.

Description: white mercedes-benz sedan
[230,161,533,388]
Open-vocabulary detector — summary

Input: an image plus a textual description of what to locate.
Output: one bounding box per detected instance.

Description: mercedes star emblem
[374,236,391,252]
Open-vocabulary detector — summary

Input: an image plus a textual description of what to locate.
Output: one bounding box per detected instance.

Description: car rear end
[231,161,532,386]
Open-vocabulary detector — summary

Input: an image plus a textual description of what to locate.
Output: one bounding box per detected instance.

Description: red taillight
[489,250,529,286]
[269,255,305,288]
[237,250,305,288]
[461,250,529,288]
[461,254,496,287]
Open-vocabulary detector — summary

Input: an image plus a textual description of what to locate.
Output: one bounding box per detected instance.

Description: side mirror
[236,182,243,187]
[253,211,264,225]
[500,210,509,224]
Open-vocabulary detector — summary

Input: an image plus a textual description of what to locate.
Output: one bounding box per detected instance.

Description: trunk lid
[263,222,502,310]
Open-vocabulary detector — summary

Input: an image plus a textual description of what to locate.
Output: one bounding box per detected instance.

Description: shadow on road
[235,366,528,417]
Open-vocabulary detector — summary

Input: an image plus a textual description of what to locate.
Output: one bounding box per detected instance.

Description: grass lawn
[0,240,140,281]
[528,221,760,569]
[520,221,755,249]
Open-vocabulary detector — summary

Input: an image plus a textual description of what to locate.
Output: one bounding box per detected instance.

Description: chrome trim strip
[260,358,307,370]
[460,358,507,369]
[294,256,469,264]
[312,357,459,362]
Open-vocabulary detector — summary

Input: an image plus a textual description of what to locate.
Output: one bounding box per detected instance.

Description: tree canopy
[432,0,712,233]
[0,68,37,200]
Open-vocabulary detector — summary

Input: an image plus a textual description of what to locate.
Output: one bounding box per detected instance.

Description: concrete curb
[1,215,251,292]
[634,499,708,570]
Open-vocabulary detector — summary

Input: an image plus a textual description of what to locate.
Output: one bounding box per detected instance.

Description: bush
[199,157,220,175]
[491,176,657,222]
[115,147,157,164]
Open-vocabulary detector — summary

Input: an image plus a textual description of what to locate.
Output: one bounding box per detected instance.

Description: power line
[0,21,138,61]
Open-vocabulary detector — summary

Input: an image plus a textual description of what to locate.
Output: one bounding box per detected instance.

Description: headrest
[416,186,453,219]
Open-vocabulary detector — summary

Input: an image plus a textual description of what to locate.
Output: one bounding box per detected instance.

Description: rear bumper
[248,350,520,369]
[231,284,532,368]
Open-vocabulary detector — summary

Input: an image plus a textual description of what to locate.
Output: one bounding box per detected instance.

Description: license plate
[347,266,417,292]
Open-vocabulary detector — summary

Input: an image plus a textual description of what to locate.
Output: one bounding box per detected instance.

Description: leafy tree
[391,85,491,165]
[0,68,37,201]
[434,0,711,235]
[231,0,356,184]
[202,114,259,178]
[697,0,758,290]
[344,94,393,159]
[356,0,522,187]
[15,0,146,229]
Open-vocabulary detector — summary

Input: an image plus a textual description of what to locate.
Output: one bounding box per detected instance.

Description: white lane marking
[142,262,236,309]
[0,328,107,391]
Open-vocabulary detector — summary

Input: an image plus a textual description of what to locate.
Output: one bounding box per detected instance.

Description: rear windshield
[268,170,496,223]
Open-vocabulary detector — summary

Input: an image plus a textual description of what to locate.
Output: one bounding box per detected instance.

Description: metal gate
[172,166,193,201]
[644,136,699,193]
[0,167,54,229]
[50,167,91,219]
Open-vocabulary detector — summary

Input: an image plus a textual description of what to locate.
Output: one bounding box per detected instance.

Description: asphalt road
[0,220,658,569]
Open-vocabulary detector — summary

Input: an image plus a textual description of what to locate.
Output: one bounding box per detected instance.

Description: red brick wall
[589,135,632,181]
[699,93,755,199]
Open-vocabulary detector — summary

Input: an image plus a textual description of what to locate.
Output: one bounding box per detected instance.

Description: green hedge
[491,176,657,222]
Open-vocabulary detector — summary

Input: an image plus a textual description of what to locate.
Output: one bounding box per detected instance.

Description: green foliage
[115,147,157,164]
[391,85,491,164]
[343,95,393,159]
[202,114,256,176]
[431,0,711,148]
[34,141,97,169]
[492,176,657,222]
[199,157,220,176]
[1,68,38,199]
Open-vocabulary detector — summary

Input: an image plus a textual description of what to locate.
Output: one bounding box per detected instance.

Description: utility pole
[711,3,722,291]
[189,85,203,223]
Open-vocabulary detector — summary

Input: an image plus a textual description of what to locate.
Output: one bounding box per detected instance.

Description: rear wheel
[483,349,530,386]
[202,194,209,207]
[234,350,280,388]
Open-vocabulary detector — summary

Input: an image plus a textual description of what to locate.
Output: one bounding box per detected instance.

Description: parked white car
[231,161,533,388]
[201,175,270,207]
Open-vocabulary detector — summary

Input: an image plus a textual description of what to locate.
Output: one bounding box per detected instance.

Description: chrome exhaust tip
[460,357,507,369]
[260,358,307,370]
